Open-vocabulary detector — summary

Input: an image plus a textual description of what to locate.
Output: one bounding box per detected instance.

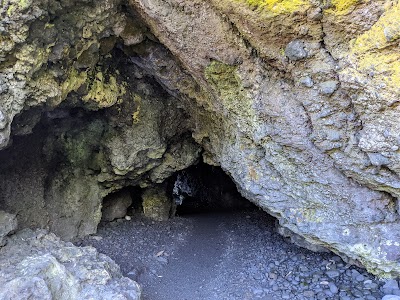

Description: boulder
[142,186,171,221]
[0,229,141,300]
[102,189,133,222]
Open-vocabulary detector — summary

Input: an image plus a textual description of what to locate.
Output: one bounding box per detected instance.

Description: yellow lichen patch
[357,52,400,88]
[131,94,141,124]
[302,208,323,223]
[351,3,400,53]
[61,68,88,100]
[348,2,400,93]
[238,0,309,14]
[6,0,31,15]
[83,72,126,108]
[326,0,359,15]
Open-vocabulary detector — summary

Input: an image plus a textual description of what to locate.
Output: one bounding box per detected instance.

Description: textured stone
[142,185,171,221]
[0,211,17,246]
[102,189,133,222]
[285,40,308,61]
[0,229,141,300]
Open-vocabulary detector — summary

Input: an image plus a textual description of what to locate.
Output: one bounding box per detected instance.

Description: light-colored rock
[382,296,400,300]
[0,229,141,300]
[285,40,308,61]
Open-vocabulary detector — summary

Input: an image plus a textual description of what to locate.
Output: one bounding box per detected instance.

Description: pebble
[383,280,400,294]
[326,270,340,278]
[382,296,400,300]
[356,274,366,282]
[303,290,315,298]
[329,282,339,294]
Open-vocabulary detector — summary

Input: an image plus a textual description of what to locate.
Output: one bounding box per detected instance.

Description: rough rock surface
[0,210,17,246]
[1,0,400,277]
[0,229,141,300]
[102,189,133,222]
[142,185,172,221]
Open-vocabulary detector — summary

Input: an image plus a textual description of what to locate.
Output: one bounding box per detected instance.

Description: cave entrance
[171,162,257,216]
[99,161,259,223]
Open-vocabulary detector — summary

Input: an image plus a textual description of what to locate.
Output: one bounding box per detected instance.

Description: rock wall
[1,0,400,277]
[128,0,400,277]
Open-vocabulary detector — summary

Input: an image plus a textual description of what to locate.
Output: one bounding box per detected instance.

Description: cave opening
[171,162,257,216]
[99,161,260,224]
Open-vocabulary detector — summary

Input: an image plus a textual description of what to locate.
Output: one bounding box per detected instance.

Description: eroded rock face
[128,0,400,276]
[1,0,400,277]
[102,189,133,222]
[0,229,141,300]
[0,211,17,246]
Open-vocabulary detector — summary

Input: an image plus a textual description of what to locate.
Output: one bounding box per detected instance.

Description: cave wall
[1,0,400,276]
[128,0,400,277]
[0,0,201,239]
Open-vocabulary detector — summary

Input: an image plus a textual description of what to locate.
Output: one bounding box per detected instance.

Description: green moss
[63,136,92,165]
[142,187,171,221]
[6,0,31,15]
[61,120,105,166]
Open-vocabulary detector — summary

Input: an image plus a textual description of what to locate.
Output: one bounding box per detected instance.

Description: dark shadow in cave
[171,162,257,216]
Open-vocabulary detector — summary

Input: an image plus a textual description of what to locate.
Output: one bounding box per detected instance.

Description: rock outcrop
[0,229,141,300]
[1,0,400,277]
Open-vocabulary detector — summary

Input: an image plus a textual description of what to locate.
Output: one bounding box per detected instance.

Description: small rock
[299,76,314,87]
[382,296,400,300]
[319,80,339,95]
[326,270,340,278]
[156,256,168,264]
[303,291,315,298]
[125,215,132,221]
[90,235,102,241]
[356,274,365,282]
[269,272,278,280]
[384,280,399,293]
[329,282,339,294]
[285,40,308,61]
